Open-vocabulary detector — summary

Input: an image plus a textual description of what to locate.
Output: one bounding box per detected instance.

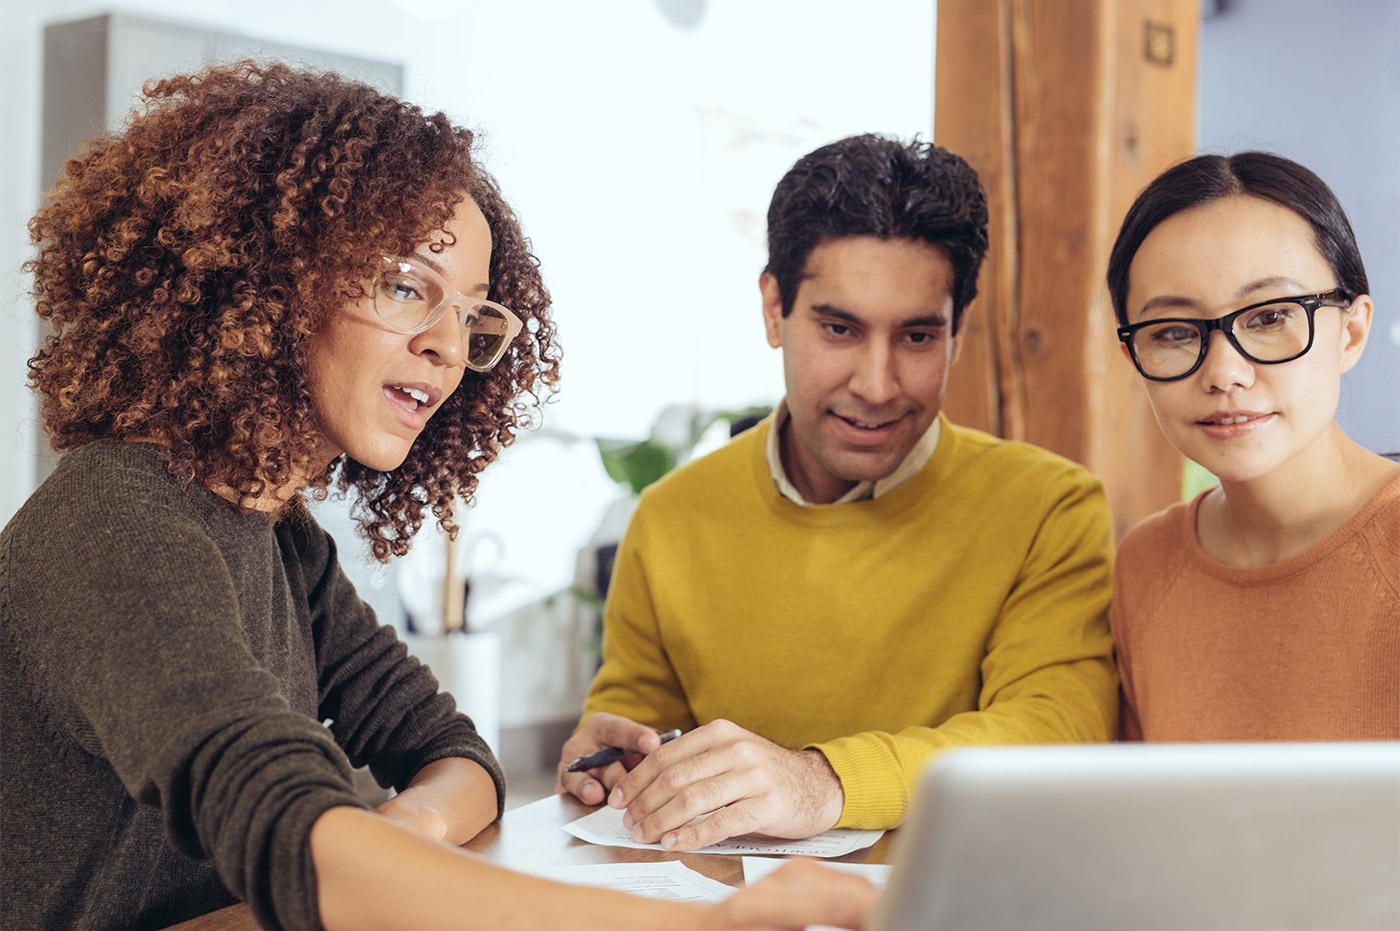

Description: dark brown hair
[764,135,989,333]
[27,60,559,559]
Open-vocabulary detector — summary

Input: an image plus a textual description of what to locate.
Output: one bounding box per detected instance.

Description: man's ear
[759,271,784,349]
[1338,293,1374,375]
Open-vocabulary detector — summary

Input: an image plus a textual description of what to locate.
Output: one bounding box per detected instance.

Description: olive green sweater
[0,440,504,930]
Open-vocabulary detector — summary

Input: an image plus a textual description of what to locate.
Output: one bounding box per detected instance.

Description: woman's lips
[383,385,430,429]
[1197,411,1273,439]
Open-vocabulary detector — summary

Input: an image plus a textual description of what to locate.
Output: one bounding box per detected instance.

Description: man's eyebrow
[410,251,490,295]
[809,303,948,328]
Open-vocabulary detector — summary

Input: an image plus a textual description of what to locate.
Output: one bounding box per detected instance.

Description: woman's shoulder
[29,440,191,508]
[4,440,260,571]
[1354,468,1400,561]
[1117,493,1202,567]
[7,441,167,537]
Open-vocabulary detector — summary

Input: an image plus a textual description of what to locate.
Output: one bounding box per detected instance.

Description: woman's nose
[1197,329,1255,392]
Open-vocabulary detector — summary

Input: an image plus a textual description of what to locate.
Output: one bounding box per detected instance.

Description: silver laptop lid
[870,742,1400,931]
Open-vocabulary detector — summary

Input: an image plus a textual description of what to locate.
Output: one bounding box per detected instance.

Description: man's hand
[556,712,667,806]
[608,719,845,850]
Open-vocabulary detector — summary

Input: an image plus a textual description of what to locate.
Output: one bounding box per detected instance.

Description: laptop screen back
[870,742,1400,931]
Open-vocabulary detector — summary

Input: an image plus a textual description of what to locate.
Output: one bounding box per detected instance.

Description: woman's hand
[699,860,878,931]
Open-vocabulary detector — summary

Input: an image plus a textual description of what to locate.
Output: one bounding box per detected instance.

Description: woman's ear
[1338,293,1374,375]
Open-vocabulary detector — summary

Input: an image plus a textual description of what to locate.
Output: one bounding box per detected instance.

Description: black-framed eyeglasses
[1116,289,1352,382]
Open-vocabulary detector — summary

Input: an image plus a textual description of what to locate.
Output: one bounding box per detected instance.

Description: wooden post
[936,0,1197,538]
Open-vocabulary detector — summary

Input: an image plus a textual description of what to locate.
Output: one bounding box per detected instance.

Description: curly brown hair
[26,60,559,560]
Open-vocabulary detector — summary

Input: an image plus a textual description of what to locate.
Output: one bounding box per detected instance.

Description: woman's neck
[1198,422,1400,568]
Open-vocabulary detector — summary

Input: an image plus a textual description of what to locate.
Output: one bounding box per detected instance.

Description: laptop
[869,741,1400,931]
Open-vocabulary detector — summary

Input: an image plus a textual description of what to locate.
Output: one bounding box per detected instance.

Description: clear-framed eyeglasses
[1116,289,1352,382]
[370,256,524,372]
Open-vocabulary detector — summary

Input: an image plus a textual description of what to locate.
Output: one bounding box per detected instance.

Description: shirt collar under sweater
[764,398,942,506]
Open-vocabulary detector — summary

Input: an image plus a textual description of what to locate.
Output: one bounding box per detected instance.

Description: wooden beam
[936,0,1020,440]
[935,0,1196,537]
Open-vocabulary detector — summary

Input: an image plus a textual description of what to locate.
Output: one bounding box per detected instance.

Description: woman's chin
[343,442,414,474]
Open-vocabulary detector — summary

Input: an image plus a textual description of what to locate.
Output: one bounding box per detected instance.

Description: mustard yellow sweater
[582,414,1117,829]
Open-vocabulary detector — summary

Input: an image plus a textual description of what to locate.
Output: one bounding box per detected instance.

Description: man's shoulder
[637,421,766,510]
[942,420,1102,493]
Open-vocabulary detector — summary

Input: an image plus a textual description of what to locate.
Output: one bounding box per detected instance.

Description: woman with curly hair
[0,62,874,931]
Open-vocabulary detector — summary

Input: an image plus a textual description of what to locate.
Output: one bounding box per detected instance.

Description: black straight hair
[1106,151,1370,325]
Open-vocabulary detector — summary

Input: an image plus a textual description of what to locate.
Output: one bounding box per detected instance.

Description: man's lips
[828,411,908,444]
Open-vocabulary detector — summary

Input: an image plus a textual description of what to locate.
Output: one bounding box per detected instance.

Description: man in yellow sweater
[557,135,1117,851]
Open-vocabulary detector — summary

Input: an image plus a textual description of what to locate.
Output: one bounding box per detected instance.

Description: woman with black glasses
[1105,152,1399,742]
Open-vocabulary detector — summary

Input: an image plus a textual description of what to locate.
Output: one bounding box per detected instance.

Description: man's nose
[849,341,899,405]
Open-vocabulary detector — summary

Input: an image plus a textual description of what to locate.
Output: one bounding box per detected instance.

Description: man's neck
[777,419,859,504]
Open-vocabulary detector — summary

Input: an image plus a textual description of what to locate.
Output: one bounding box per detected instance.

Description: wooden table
[167,795,897,929]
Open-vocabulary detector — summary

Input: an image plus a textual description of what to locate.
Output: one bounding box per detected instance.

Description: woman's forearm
[310,806,698,931]
[375,757,499,846]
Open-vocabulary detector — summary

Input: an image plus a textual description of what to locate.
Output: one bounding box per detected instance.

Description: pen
[565,728,682,772]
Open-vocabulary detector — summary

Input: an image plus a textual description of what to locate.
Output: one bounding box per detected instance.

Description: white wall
[0,0,935,602]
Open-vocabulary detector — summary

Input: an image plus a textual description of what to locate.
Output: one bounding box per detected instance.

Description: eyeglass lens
[372,263,512,369]
[1129,300,1312,379]
[465,304,513,370]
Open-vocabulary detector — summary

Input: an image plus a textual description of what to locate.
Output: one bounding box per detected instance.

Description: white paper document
[563,805,884,857]
[518,860,735,903]
[741,855,892,887]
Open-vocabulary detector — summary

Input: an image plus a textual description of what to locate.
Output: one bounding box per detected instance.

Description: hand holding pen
[556,713,685,806]
[565,728,681,772]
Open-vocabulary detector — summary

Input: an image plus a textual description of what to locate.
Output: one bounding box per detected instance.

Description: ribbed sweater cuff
[809,737,911,830]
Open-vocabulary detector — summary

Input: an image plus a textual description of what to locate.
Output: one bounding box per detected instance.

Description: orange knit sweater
[1113,472,1400,741]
